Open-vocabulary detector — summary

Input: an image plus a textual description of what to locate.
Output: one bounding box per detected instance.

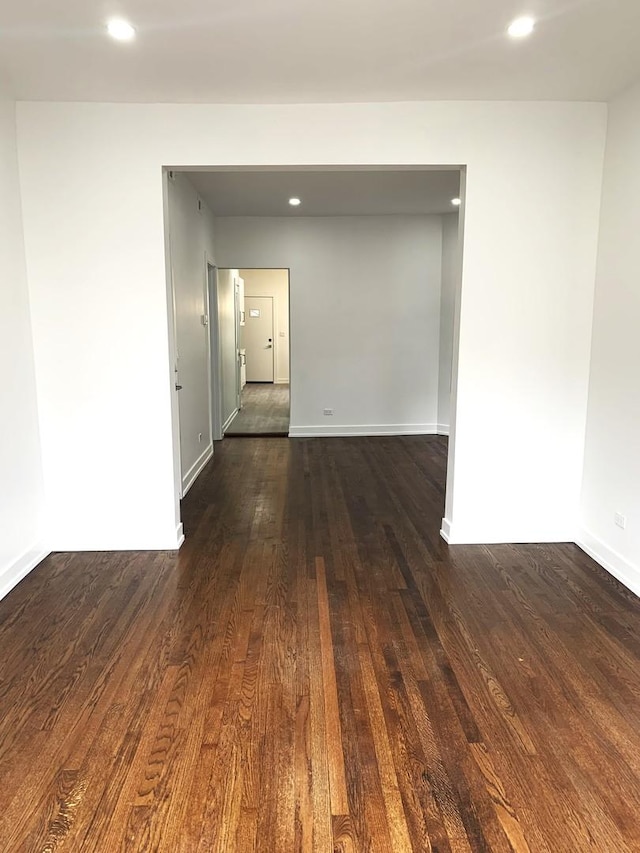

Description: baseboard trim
[289,423,438,438]
[0,545,50,603]
[182,444,213,497]
[437,423,450,437]
[441,521,574,545]
[440,518,452,543]
[44,533,184,551]
[222,409,238,433]
[576,528,640,598]
[274,379,290,385]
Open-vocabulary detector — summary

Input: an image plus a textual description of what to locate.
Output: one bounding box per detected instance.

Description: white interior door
[244,296,274,382]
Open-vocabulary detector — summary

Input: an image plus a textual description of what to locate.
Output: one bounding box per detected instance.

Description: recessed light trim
[451,198,462,207]
[289,197,301,206]
[508,16,535,38]
[107,18,136,41]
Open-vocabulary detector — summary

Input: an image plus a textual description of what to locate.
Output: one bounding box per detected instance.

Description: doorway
[164,167,465,545]
[225,268,290,436]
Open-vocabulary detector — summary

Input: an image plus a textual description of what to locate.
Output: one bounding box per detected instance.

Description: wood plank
[315,556,350,817]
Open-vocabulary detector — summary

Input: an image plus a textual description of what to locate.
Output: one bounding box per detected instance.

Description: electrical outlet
[323,408,334,416]
[615,512,627,530]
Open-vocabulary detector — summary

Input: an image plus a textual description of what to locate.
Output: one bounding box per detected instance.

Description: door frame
[207,261,224,441]
[234,276,243,409]
[164,171,183,500]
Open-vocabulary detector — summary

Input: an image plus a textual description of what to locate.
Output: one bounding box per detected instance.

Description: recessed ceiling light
[451,198,461,206]
[289,197,301,206]
[107,18,136,41]
[508,16,535,38]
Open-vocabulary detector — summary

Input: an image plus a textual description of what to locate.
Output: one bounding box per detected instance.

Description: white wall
[166,172,215,495]
[438,213,458,433]
[218,217,442,434]
[15,101,606,549]
[579,78,640,594]
[239,268,290,384]
[217,268,240,429]
[0,94,46,597]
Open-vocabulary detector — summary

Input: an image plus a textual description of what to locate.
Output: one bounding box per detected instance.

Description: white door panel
[244,296,274,382]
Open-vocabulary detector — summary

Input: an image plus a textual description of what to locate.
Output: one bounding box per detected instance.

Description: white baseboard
[441,521,574,545]
[440,518,452,543]
[222,408,238,433]
[275,379,290,385]
[288,423,438,438]
[47,534,184,551]
[576,528,640,598]
[182,444,213,497]
[0,544,50,603]
[437,423,450,437]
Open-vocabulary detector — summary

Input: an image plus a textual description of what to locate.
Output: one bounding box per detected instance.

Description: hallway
[1,437,640,850]
[225,383,290,436]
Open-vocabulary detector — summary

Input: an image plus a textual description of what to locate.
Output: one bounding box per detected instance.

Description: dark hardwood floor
[2,436,640,851]
[225,383,290,436]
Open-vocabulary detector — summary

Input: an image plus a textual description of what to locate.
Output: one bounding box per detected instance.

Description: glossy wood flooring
[225,383,290,436]
[2,437,640,851]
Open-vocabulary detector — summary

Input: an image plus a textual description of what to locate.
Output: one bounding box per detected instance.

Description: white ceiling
[185,169,462,217]
[1,0,639,103]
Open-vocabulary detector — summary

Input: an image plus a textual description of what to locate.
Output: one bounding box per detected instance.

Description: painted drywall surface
[15,101,606,548]
[437,214,458,433]
[219,217,442,432]
[0,96,45,593]
[239,268,290,383]
[17,139,179,550]
[167,172,214,492]
[217,268,239,429]
[580,79,640,592]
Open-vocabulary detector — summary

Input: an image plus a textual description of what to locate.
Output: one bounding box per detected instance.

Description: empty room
[2,1,640,850]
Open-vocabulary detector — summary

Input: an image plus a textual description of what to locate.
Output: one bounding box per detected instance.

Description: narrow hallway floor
[226,383,290,435]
